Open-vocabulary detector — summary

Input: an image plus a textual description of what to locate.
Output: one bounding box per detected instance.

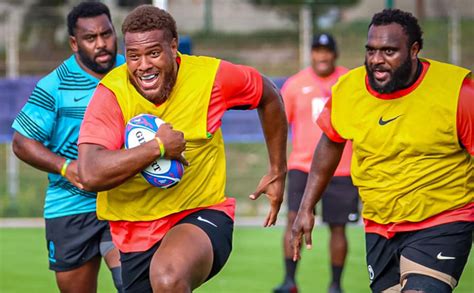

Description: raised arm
[291,134,345,260]
[249,76,288,227]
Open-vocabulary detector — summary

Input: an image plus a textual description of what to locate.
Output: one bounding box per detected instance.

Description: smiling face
[311,47,337,77]
[125,29,178,104]
[364,23,419,94]
[69,14,117,78]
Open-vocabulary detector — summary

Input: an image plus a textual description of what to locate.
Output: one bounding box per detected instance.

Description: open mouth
[374,70,390,81]
[138,73,160,89]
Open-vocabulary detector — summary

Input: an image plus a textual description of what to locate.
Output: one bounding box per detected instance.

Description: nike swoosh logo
[378,115,401,125]
[73,95,88,102]
[437,252,456,260]
[197,216,217,227]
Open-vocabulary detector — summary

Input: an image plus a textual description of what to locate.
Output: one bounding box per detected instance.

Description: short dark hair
[67,1,112,36]
[122,5,178,42]
[369,9,423,50]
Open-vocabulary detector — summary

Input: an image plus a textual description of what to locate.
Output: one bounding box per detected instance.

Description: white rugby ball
[124,114,184,188]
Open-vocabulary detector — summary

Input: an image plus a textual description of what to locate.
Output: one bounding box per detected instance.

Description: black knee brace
[402,274,452,293]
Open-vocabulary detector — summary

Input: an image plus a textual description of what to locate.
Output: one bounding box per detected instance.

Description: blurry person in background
[273,33,358,293]
[11,2,125,292]
[292,9,473,293]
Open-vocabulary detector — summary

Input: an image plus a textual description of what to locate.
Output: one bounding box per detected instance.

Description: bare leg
[329,224,347,266]
[284,211,297,260]
[103,247,120,268]
[55,255,101,293]
[103,247,123,292]
[149,223,213,293]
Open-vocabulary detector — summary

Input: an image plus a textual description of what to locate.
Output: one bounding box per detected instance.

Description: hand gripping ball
[124,114,184,188]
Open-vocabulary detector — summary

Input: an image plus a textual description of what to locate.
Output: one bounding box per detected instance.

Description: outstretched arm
[249,76,288,227]
[12,132,83,189]
[291,134,345,260]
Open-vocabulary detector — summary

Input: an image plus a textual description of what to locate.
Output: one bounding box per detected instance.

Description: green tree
[22,0,65,56]
[250,0,360,30]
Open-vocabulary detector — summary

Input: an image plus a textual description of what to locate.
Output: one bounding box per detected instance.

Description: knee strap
[402,274,452,293]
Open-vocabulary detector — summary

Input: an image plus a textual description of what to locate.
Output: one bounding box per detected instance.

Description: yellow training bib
[331,59,473,224]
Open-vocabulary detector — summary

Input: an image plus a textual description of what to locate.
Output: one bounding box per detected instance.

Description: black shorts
[366,221,473,292]
[45,212,114,271]
[120,209,234,293]
[286,170,359,224]
[321,176,359,224]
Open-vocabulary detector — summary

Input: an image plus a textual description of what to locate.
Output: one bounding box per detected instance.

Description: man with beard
[291,9,473,293]
[274,33,358,293]
[11,2,124,292]
[77,4,287,293]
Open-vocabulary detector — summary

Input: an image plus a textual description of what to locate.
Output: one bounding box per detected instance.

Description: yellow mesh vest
[97,54,227,221]
[331,59,473,224]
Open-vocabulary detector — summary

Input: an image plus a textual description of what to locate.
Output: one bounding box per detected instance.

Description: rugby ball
[124,114,184,189]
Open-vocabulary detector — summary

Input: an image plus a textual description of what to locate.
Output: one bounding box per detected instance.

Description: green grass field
[0,226,472,293]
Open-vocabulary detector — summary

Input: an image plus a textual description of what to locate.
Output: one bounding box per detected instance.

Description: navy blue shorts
[45,212,113,271]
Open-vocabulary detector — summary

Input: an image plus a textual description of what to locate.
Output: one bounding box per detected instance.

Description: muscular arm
[12,132,64,174]
[299,134,345,213]
[291,134,345,259]
[12,132,82,188]
[249,76,288,226]
[78,141,160,192]
[78,124,186,192]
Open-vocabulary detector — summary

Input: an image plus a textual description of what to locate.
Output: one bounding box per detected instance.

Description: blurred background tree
[250,0,360,30]
[22,0,64,57]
